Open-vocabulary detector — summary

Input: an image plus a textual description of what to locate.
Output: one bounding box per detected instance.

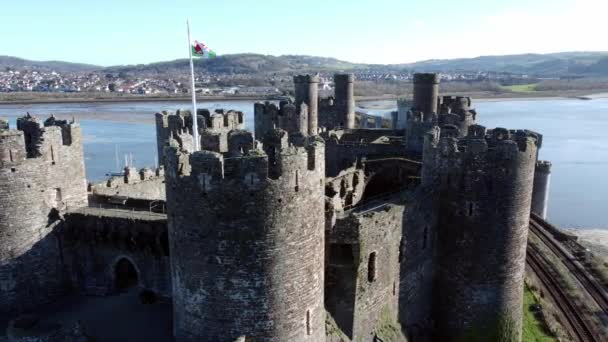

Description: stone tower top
[413,73,440,84]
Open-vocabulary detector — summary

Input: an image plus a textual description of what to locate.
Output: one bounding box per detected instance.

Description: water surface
[1,98,606,229]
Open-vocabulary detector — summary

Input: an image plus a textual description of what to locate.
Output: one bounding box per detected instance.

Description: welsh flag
[192,40,216,58]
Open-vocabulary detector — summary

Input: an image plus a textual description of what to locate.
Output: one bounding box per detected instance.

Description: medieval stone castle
[0,73,552,342]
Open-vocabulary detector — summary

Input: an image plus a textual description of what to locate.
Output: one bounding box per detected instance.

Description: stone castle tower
[294,75,319,135]
[406,74,477,156]
[425,125,539,341]
[332,73,356,129]
[0,115,87,316]
[164,126,326,341]
[531,160,551,219]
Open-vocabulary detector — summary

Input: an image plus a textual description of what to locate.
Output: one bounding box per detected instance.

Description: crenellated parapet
[254,100,308,138]
[437,96,477,137]
[155,108,245,164]
[427,124,539,341]
[532,160,552,219]
[165,129,326,341]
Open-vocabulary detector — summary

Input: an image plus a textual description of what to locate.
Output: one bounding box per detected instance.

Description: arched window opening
[368,252,377,282]
[114,258,138,291]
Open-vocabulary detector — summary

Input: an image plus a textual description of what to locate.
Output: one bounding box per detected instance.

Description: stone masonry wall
[430,125,539,341]
[62,208,170,298]
[0,116,88,317]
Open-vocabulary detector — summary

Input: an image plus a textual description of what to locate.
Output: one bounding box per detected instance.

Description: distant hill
[3,51,608,77]
[0,56,100,73]
[104,54,365,75]
[401,52,608,76]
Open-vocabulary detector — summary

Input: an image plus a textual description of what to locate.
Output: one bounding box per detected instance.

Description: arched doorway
[114,258,138,291]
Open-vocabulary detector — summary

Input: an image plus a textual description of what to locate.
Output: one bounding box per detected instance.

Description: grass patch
[502,84,539,92]
[522,285,558,342]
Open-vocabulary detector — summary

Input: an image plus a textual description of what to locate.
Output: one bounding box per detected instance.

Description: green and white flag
[192,40,216,58]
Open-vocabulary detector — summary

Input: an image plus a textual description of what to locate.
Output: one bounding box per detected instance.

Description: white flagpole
[187,19,199,151]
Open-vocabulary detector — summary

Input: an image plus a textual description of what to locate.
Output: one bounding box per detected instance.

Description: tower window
[467,202,474,216]
[368,252,377,282]
[295,170,299,192]
[422,227,428,250]
[54,188,62,208]
[306,310,311,335]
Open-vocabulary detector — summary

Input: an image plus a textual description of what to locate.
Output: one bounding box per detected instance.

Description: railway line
[529,215,608,314]
[526,246,599,342]
[527,214,608,342]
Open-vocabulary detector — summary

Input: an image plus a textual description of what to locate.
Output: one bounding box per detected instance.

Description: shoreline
[0,94,269,106]
[2,89,608,106]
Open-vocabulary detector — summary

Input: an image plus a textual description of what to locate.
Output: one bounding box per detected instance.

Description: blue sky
[1,0,606,66]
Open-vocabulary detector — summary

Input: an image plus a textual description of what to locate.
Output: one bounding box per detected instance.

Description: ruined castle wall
[405,112,437,157]
[351,203,403,340]
[431,126,539,341]
[92,168,166,202]
[0,118,87,317]
[398,188,439,341]
[326,200,404,340]
[165,132,326,341]
[324,130,406,177]
[62,208,170,298]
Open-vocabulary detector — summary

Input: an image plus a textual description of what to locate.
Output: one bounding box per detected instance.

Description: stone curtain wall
[62,208,170,298]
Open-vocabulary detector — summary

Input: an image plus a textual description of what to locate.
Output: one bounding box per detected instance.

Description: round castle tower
[0,116,87,317]
[426,125,539,341]
[333,73,355,129]
[531,160,551,219]
[294,75,319,135]
[165,129,326,341]
[412,73,440,115]
[405,73,441,156]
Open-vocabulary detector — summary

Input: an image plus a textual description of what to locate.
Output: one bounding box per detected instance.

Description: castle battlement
[166,129,324,188]
[408,110,438,123]
[1,114,82,167]
[433,125,540,159]
[413,73,440,84]
[536,160,552,173]
[156,108,246,163]
[293,74,320,84]
[254,100,308,138]
[439,96,473,113]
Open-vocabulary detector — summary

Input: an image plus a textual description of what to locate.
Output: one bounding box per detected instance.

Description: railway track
[526,246,599,342]
[529,215,608,314]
